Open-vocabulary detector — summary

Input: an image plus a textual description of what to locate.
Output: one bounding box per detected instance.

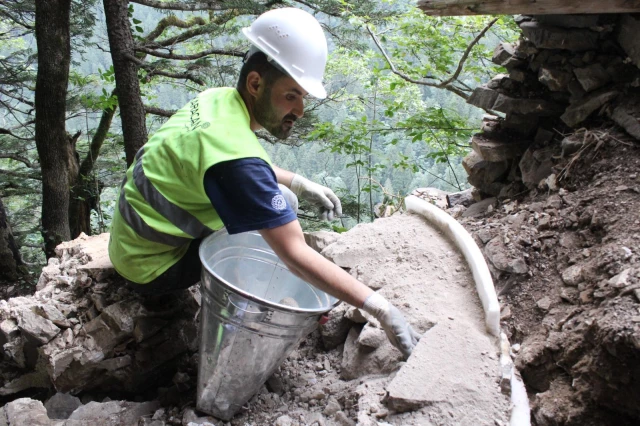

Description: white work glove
[362,293,421,359]
[290,175,342,221]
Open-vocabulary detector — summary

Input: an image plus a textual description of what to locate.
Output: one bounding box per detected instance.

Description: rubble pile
[454,126,640,425]
[462,13,640,200]
[0,215,510,425]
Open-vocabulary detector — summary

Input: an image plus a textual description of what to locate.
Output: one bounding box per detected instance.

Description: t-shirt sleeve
[203,158,297,235]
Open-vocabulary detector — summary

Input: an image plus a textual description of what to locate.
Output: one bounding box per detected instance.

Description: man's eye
[286,95,296,101]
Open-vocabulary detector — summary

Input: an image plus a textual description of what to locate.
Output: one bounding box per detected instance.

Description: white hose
[405,195,531,426]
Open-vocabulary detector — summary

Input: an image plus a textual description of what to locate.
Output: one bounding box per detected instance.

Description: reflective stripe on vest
[118,148,213,246]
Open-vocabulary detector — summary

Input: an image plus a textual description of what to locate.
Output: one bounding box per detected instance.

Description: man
[109,7,420,358]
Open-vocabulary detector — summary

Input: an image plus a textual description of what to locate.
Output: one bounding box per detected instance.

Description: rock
[13,307,60,345]
[608,268,632,289]
[484,237,528,274]
[340,327,402,380]
[493,94,565,116]
[0,318,19,346]
[304,231,340,254]
[68,400,161,425]
[356,323,386,349]
[266,375,285,396]
[467,86,500,110]
[274,415,293,426]
[446,188,474,208]
[574,64,611,92]
[561,135,585,157]
[470,134,531,162]
[44,392,82,420]
[561,90,620,127]
[182,407,219,425]
[492,42,517,66]
[538,67,573,92]
[502,113,539,136]
[520,21,599,51]
[519,147,554,189]
[534,14,600,29]
[462,198,497,218]
[334,411,356,426]
[323,397,341,416]
[561,265,583,286]
[609,93,640,140]
[2,398,52,426]
[536,297,552,311]
[618,14,640,69]
[320,303,352,350]
[463,151,510,187]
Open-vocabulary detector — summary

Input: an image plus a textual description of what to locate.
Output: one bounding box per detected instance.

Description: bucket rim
[199,228,340,315]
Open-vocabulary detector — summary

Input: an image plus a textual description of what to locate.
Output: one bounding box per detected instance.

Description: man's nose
[292,98,304,119]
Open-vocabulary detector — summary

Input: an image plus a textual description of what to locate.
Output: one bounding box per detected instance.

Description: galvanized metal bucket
[197,229,340,420]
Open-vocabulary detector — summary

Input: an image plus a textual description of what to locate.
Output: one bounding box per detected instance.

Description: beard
[254,87,296,140]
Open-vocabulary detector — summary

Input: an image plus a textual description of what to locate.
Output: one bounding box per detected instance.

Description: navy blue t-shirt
[203,158,297,234]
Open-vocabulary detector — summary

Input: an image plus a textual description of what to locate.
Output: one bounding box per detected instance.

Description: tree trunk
[34,0,72,259]
[0,196,22,282]
[69,106,116,238]
[103,0,147,167]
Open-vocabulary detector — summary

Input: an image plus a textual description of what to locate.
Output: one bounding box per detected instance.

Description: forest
[0,0,517,288]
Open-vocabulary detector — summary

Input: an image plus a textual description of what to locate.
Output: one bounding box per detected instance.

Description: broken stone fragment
[538,66,573,92]
[34,304,70,329]
[561,89,620,127]
[44,392,82,420]
[463,151,510,188]
[561,265,583,286]
[519,147,554,188]
[484,237,528,274]
[67,400,161,424]
[341,327,401,380]
[608,268,633,289]
[13,307,60,346]
[574,64,611,92]
[536,296,552,311]
[320,303,353,350]
[609,94,640,141]
[356,323,386,349]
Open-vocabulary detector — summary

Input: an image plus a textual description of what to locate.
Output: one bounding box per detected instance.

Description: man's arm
[259,219,372,307]
[259,220,421,358]
[272,165,295,188]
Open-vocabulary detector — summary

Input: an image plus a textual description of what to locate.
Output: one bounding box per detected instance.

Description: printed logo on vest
[271,194,287,210]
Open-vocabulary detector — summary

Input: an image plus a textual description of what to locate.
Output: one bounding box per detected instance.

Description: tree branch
[145,15,206,43]
[0,153,38,168]
[0,169,41,180]
[130,0,230,11]
[145,105,176,117]
[439,18,498,87]
[125,53,206,85]
[366,19,498,101]
[135,45,244,60]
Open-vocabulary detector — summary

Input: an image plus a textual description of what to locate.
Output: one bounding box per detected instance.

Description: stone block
[574,64,611,92]
[534,15,600,29]
[609,93,640,140]
[493,94,565,116]
[467,86,499,110]
[561,89,620,127]
[520,21,599,51]
[470,134,531,162]
[68,400,161,424]
[463,150,510,188]
[340,326,402,380]
[618,14,640,69]
[503,113,539,136]
[492,42,516,66]
[538,66,573,92]
[14,307,60,346]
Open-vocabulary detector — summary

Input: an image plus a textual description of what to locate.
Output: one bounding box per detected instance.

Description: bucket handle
[224,291,270,322]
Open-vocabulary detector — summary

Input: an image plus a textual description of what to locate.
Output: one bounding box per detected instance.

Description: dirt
[457,126,640,425]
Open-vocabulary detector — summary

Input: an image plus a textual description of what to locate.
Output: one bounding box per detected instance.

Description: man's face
[254,76,307,140]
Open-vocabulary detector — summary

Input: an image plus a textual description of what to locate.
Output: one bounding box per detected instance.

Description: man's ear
[246,71,262,97]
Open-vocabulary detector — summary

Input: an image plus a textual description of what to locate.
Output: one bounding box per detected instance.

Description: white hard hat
[242,8,328,99]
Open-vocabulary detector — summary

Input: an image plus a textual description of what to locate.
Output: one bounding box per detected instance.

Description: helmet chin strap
[244,45,289,75]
